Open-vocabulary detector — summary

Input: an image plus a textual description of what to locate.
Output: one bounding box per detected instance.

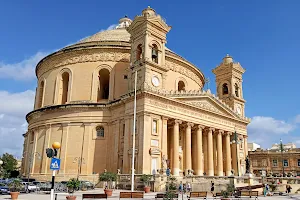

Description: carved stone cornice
[36,49,131,77]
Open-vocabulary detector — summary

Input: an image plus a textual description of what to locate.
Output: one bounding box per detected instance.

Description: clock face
[237,106,241,115]
[152,76,160,87]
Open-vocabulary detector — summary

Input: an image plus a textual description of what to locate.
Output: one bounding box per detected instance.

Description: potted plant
[99,172,117,196]
[140,174,152,193]
[66,178,80,200]
[8,179,22,200]
[221,183,235,200]
[165,176,177,199]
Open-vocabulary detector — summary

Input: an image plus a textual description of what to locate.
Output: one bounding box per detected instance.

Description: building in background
[21,7,250,181]
[270,142,296,150]
[248,142,261,152]
[248,143,300,177]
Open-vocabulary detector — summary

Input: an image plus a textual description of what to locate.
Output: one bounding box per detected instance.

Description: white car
[21,182,39,192]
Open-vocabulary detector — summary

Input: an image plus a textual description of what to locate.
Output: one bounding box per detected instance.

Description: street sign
[166,168,170,176]
[50,158,60,170]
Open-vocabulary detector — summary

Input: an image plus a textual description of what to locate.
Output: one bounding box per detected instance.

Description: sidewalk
[1,189,300,200]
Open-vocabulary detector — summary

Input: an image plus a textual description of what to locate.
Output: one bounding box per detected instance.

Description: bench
[238,190,259,199]
[82,193,107,199]
[188,192,207,200]
[120,192,144,199]
[155,193,178,199]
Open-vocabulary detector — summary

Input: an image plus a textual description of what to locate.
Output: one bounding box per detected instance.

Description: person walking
[211,181,215,196]
[178,182,183,194]
[186,182,191,193]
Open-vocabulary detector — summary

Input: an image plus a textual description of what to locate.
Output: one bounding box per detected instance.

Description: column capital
[161,116,169,121]
[196,125,206,131]
[217,130,225,135]
[174,119,182,125]
[226,131,233,135]
[184,122,194,128]
[243,135,248,138]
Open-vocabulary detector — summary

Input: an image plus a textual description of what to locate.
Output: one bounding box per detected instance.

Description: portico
[162,117,242,176]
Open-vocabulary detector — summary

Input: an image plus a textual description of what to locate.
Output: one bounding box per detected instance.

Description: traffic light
[46,148,54,158]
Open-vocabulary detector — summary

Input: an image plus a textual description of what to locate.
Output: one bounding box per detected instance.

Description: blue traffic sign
[50,158,60,170]
[166,168,170,176]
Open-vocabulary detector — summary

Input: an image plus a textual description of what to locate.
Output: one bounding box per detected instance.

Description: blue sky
[0,0,299,156]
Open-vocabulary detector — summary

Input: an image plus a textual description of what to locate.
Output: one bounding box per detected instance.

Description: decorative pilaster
[41,125,51,174]
[244,135,248,157]
[161,117,168,161]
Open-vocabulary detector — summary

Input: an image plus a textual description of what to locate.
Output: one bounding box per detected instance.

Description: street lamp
[230,128,241,176]
[27,152,41,185]
[280,139,285,177]
[0,159,3,178]
[130,63,137,192]
[73,157,85,180]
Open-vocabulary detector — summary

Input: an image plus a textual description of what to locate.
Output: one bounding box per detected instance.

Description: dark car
[0,184,9,195]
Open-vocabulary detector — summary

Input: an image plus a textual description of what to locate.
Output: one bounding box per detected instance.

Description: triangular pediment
[174,95,239,118]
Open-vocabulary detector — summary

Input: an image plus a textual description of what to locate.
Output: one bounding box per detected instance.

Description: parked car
[21,182,39,193]
[0,183,9,195]
[80,181,95,190]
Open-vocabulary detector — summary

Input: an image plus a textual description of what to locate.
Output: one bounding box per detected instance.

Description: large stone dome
[77,28,131,44]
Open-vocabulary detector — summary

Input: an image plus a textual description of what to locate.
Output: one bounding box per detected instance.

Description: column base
[208,170,214,176]
[172,168,180,176]
[218,171,224,176]
[226,171,232,176]
[196,170,203,176]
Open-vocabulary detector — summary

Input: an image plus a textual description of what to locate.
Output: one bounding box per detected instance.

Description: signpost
[46,142,61,200]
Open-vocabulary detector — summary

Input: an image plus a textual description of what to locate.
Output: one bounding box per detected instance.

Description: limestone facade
[21,7,250,181]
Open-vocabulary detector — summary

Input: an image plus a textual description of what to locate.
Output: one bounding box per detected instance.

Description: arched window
[96,126,105,137]
[178,81,185,91]
[235,83,239,97]
[136,44,142,61]
[61,72,70,104]
[97,69,110,101]
[222,83,229,95]
[37,81,44,108]
[151,44,158,63]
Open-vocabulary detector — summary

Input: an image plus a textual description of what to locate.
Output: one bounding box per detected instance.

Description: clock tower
[212,54,246,117]
[126,6,171,91]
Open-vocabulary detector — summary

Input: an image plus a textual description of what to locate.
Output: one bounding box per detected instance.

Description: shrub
[140,174,152,186]
[66,178,80,195]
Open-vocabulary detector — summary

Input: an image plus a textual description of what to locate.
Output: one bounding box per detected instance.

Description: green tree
[0,153,18,178]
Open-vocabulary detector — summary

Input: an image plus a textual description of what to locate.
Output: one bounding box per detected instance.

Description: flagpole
[131,69,137,192]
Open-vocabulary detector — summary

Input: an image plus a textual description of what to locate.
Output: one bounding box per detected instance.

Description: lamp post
[73,157,85,180]
[130,64,137,192]
[280,139,285,177]
[230,129,241,176]
[0,159,3,178]
[27,152,41,185]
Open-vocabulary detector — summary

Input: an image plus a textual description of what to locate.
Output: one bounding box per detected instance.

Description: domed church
[22,7,250,181]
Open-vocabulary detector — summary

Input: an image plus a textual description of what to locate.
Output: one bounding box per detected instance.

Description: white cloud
[295,115,300,124]
[0,90,35,157]
[247,116,299,148]
[0,52,49,81]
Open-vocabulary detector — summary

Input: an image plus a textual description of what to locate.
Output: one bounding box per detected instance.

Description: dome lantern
[223,54,233,65]
[116,16,132,29]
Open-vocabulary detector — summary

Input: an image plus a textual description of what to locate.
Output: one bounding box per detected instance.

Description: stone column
[203,134,208,175]
[184,123,193,175]
[225,132,232,176]
[172,120,182,176]
[244,136,248,157]
[213,134,217,175]
[196,125,204,175]
[207,128,215,176]
[122,118,131,173]
[217,130,224,176]
[161,117,168,160]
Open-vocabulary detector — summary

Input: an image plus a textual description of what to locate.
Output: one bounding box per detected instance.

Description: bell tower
[126,6,171,91]
[212,54,246,117]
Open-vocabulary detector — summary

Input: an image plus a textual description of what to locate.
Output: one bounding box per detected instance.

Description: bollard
[55,193,57,200]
